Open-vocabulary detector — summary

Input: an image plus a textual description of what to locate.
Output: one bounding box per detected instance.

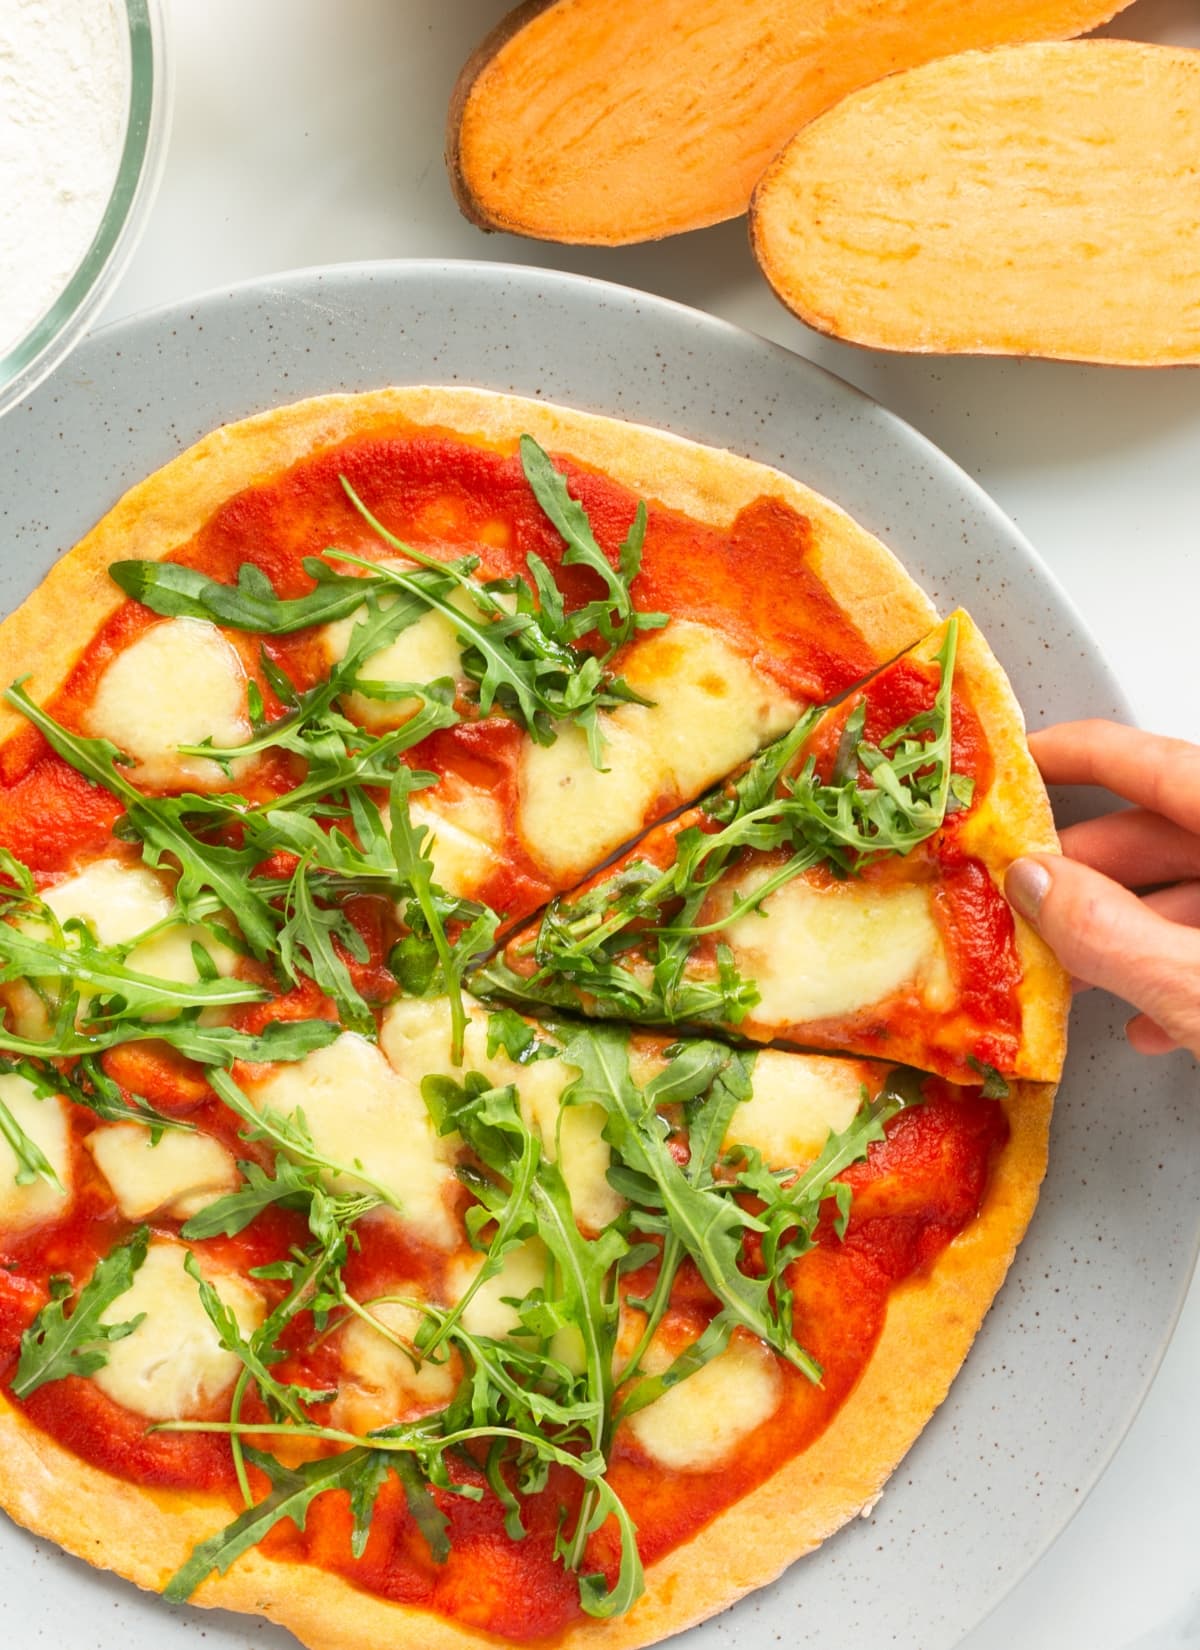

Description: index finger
[1028,720,1200,837]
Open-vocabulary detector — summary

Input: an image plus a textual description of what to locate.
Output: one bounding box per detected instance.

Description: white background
[102,2,1200,1646]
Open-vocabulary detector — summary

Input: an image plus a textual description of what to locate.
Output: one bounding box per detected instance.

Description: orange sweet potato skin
[447,0,1136,246]
[750,41,1200,366]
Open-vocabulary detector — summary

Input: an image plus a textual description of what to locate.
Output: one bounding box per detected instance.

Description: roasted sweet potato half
[750,40,1200,366]
[447,0,1134,246]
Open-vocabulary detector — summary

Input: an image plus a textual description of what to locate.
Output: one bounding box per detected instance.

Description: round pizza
[0,387,1067,1650]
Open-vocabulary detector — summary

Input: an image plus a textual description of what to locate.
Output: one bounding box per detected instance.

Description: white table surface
[99,2,1200,1645]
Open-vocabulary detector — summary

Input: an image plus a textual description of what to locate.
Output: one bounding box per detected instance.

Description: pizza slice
[0,988,1052,1648]
[479,611,1069,1085]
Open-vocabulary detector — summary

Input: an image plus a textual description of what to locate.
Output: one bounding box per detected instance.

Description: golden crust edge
[0,1079,1052,1650]
[0,385,936,747]
[946,610,1070,1083]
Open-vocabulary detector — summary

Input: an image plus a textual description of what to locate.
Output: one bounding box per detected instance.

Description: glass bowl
[0,0,172,418]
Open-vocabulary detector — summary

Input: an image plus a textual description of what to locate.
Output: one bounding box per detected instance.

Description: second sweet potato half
[751,41,1200,366]
[448,0,1133,245]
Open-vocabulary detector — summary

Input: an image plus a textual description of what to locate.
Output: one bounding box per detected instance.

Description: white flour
[0,0,129,358]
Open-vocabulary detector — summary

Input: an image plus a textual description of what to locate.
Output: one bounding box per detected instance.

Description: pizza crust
[0,386,936,746]
[0,1081,1052,1650]
[951,613,1069,1081]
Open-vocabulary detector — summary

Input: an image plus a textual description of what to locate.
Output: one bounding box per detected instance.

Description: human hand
[1005,720,1200,1060]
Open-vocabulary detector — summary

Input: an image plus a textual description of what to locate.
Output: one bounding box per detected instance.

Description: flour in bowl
[0,0,129,358]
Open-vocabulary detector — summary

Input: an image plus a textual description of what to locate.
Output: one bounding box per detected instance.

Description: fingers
[1058,808,1200,889]
[1143,882,1200,928]
[1125,1014,1180,1056]
[1006,854,1200,1060]
[1028,721,1200,835]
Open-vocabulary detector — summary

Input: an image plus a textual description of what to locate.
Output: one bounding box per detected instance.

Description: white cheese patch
[0,1073,71,1232]
[447,1237,586,1373]
[724,1052,878,1171]
[41,857,238,984]
[380,995,621,1232]
[91,1240,262,1421]
[321,571,471,732]
[246,1033,460,1248]
[332,1299,459,1434]
[625,1331,783,1473]
[724,872,953,1026]
[448,1237,548,1341]
[517,622,800,882]
[84,617,252,790]
[408,798,501,899]
[87,1123,239,1221]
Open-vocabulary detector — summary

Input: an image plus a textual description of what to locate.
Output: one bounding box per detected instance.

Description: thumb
[1005,855,1200,1059]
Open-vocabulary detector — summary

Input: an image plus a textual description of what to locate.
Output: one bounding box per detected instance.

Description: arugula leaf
[14,1053,192,1141]
[0,1072,63,1192]
[485,1007,557,1066]
[556,1025,808,1368]
[180,1157,317,1239]
[109,558,381,633]
[276,854,375,1036]
[206,1066,401,1213]
[966,1056,1011,1099]
[518,435,667,655]
[184,1252,330,1423]
[12,1227,149,1398]
[0,917,265,1022]
[162,1445,379,1602]
[389,771,498,1066]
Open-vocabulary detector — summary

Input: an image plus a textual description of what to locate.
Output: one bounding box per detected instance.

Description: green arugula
[12,1227,149,1398]
[518,435,667,656]
[162,1444,385,1603]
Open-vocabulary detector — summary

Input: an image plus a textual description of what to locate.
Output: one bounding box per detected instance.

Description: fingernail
[1005,858,1052,925]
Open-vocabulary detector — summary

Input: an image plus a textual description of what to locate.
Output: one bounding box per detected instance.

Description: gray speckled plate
[0,262,1196,1650]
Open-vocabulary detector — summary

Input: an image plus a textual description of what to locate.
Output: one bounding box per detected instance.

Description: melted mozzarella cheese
[724,1052,878,1170]
[0,1073,71,1232]
[91,1240,261,1421]
[625,1332,783,1472]
[84,617,251,789]
[408,798,501,899]
[380,995,621,1232]
[448,1238,548,1341]
[447,1238,586,1373]
[87,1123,239,1221]
[42,858,238,983]
[246,1033,460,1248]
[724,872,953,1025]
[517,622,800,881]
[321,571,471,732]
[332,1299,459,1434]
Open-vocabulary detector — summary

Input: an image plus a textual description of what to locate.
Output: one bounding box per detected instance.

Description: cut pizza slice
[478,610,1069,1085]
[0,989,1053,1648]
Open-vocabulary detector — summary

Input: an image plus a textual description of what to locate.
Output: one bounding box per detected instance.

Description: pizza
[0,387,1067,1650]
[483,610,1067,1085]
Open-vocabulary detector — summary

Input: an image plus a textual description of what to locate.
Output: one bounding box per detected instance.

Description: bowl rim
[0,0,173,418]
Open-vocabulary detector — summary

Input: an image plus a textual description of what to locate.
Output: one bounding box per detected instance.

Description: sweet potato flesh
[448,0,1134,245]
[751,41,1200,365]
